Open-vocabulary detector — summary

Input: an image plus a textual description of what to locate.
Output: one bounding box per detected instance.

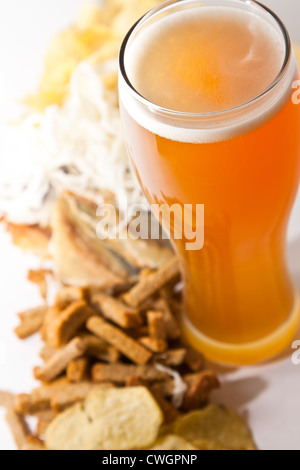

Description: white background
[0,0,300,450]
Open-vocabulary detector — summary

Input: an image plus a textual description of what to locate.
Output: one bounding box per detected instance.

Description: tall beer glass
[119,0,300,365]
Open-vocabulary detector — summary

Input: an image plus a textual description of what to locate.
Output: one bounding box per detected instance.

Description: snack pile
[0,258,255,450]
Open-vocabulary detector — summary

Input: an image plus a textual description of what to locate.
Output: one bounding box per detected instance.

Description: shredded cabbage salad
[0,60,146,227]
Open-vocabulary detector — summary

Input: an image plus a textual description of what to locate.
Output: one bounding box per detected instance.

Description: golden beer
[119,0,300,364]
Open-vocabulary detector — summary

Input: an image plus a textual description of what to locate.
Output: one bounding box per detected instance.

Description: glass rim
[119,0,292,119]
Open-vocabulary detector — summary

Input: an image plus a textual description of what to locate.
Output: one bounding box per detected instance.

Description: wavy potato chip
[75,2,121,31]
[25,29,91,110]
[174,405,256,451]
[111,0,163,36]
[192,439,228,451]
[26,0,163,110]
[149,435,197,451]
[46,387,163,450]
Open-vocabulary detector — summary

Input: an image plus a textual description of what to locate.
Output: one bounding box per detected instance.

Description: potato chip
[76,1,122,30]
[112,0,162,36]
[25,29,91,110]
[149,435,197,451]
[174,405,256,451]
[44,30,90,70]
[77,27,114,50]
[192,439,228,450]
[25,0,165,110]
[46,386,163,450]
[158,422,176,438]
[75,3,112,31]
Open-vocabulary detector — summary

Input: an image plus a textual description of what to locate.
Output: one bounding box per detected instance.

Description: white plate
[0,0,299,451]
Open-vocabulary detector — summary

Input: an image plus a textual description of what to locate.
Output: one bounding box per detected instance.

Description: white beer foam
[120,5,295,144]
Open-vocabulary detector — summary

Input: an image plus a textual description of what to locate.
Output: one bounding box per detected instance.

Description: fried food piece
[46,387,163,450]
[5,408,30,450]
[41,306,61,343]
[0,391,14,408]
[182,371,220,412]
[27,269,52,300]
[155,349,187,367]
[127,325,149,339]
[40,344,56,362]
[45,301,96,348]
[79,333,120,363]
[15,394,49,416]
[36,419,50,437]
[123,258,180,307]
[35,411,57,438]
[55,286,87,310]
[50,382,114,412]
[15,378,69,415]
[21,436,46,451]
[6,223,51,259]
[15,306,48,339]
[139,337,168,353]
[150,391,181,425]
[87,316,152,365]
[34,337,86,382]
[184,348,205,372]
[92,363,169,384]
[125,376,146,388]
[147,311,166,341]
[153,299,181,341]
[91,292,142,328]
[151,371,219,405]
[52,196,129,289]
[34,409,57,422]
[67,358,89,383]
[32,378,68,403]
[174,405,256,450]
